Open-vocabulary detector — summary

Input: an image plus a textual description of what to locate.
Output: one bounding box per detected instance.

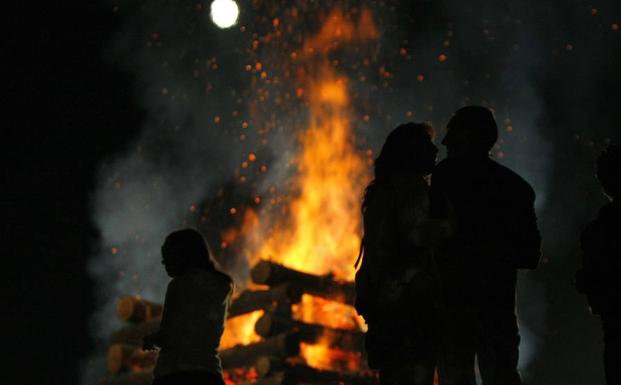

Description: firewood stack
[99,260,376,385]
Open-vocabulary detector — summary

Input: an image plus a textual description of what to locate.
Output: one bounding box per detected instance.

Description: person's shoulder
[165,276,183,296]
[490,160,535,198]
[190,269,233,301]
[210,269,234,293]
[591,202,621,232]
[431,159,459,187]
[216,269,234,286]
[365,183,394,206]
[581,206,609,249]
[598,201,621,218]
[168,275,182,287]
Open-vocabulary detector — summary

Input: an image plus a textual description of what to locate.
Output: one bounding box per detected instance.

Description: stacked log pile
[99,261,375,385]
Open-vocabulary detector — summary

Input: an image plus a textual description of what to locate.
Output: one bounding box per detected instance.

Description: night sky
[7,1,621,384]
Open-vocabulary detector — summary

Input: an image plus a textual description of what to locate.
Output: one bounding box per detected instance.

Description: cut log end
[116,296,163,323]
[255,356,284,378]
[250,260,273,285]
[107,344,125,373]
[116,297,136,322]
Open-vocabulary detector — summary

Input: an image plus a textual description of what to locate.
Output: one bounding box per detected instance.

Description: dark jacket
[577,201,621,315]
[355,177,440,368]
[430,156,541,309]
[355,177,435,320]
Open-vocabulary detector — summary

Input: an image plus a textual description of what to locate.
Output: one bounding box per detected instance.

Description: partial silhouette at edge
[576,144,621,385]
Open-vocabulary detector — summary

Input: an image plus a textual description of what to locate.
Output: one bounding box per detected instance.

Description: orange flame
[303,8,378,54]
[220,310,263,350]
[230,7,378,374]
[220,208,260,250]
[253,65,368,281]
[300,337,363,373]
[292,294,364,331]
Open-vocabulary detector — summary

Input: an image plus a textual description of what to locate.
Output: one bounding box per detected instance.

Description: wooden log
[250,261,355,304]
[98,371,152,385]
[116,296,163,323]
[220,332,301,369]
[254,313,365,352]
[114,284,301,326]
[251,372,285,385]
[229,284,303,318]
[255,356,285,378]
[107,343,158,373]
[110,318,161,346]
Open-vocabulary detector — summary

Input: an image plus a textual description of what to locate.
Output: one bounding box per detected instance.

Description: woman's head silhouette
[161,228,216,277]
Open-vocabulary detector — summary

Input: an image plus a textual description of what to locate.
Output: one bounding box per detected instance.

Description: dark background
[6,2,142,383]
[6,1,620,384]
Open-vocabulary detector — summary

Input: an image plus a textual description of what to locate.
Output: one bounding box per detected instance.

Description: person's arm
[413,169,456,246]
[409,196,456,246]
[355,191,392,319]
[510,186,542,269]
[143,280,177,351]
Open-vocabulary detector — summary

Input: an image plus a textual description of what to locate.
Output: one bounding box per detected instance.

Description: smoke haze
[83,1,620,384]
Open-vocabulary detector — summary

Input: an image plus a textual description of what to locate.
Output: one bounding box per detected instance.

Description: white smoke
[83,1,560,383]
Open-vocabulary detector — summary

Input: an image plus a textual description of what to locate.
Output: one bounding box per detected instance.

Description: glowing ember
[223,367,258,385]
[252,65,370,280]
[229,6,378,375]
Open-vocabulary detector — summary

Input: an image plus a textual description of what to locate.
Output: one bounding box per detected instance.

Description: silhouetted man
[431,106,541,385]
[576,144,621,385]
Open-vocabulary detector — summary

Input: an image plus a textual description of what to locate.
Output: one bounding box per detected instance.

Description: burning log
[116,296,163,323]
[220,333,301,369]
[254,312,364,351]
[255,356,284,378]
[107,343,157,373]
[251,261,355,304]
[98,371,152,385]
[110,318,161,346]
[229,284,303,317]
[113,284,301,328]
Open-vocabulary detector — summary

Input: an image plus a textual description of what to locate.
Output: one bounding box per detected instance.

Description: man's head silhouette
[442,106,498,158]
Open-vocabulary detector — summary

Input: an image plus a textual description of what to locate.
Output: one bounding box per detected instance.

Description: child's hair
[596,144,621,199]
[161,228,217,277]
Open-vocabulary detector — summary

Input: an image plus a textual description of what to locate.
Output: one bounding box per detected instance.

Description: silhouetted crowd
[355,106,620,385]
[141,106,620,385]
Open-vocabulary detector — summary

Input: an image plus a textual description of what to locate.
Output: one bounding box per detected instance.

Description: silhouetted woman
[355,123,450,385]
[143,229,233,385]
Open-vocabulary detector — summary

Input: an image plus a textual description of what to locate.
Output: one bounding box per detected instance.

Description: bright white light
[210,0,239,29]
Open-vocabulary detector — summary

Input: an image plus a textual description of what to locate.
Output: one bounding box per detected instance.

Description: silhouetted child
[143,229,233,385]
[576,144,621,385]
